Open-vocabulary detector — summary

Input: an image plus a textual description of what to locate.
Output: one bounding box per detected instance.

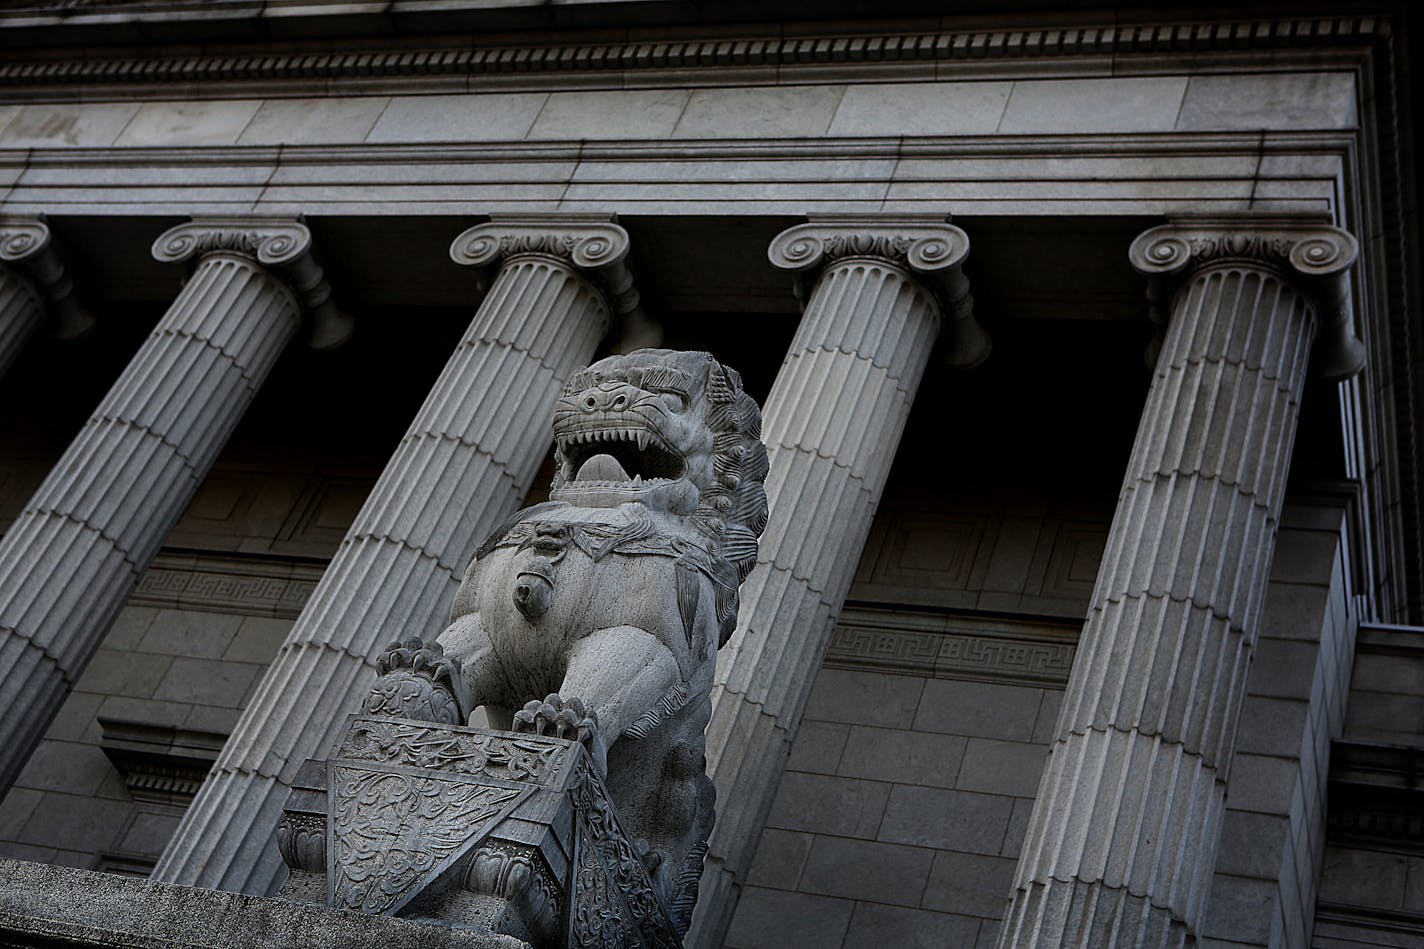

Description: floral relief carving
[338,718,566,785]
[328,764,521,915]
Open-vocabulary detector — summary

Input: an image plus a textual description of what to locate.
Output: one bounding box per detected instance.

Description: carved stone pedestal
[277,716,681,949]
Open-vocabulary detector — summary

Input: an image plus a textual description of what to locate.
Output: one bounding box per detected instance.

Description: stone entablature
[0,13,1388,98]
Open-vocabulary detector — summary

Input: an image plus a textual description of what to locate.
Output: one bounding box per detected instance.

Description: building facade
[0,1,1420,946]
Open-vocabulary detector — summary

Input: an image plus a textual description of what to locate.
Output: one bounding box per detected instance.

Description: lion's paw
[513,693,598,744]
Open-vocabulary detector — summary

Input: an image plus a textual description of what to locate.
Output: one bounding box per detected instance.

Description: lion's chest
[476,544,680,654]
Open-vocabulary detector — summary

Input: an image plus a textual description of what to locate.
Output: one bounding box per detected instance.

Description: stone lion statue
[437,348,768,929]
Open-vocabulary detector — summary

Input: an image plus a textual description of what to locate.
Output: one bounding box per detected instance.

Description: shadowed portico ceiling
[43,213,1149,324]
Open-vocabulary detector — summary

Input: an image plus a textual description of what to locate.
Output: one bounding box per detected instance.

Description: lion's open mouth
[558,427,685,484]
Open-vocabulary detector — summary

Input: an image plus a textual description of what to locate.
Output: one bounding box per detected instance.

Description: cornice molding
[0,15,1389,95]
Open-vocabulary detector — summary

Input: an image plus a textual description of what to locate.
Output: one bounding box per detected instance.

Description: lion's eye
[660,392,687,414]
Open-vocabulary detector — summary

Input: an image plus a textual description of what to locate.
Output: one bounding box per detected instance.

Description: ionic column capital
[768,216,969,276]
[0,219,52,265]
[451,215,655,351]
[769,216,987,369]
[153,217,352,350]
[0,217,95,340]
[1130,217,1364,379]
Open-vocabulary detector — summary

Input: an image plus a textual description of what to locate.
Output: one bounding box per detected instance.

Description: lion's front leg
[553,624,681,773]
[435,611,517,729]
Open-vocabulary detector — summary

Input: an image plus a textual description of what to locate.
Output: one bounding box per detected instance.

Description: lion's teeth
[636,430,649,451]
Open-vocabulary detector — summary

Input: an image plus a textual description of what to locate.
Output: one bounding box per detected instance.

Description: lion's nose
[579,383,638,413]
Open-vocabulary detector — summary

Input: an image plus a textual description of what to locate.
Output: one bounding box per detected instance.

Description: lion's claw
[513,693,598,745]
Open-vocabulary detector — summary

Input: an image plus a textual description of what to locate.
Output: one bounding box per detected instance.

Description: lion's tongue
[575,453,630,482]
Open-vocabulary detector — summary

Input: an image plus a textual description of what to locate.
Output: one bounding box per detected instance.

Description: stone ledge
[0,859,527,949]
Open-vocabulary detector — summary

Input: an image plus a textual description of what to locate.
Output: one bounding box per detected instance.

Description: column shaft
[152,246,613,894]
[690,220,978,948]
[0,251,301,794]
[0,218,94,381]
[1001,222,1359,947]
[0,266,42,380]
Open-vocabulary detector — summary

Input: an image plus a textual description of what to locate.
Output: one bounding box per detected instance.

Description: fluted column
[154,217,628,895]
[689,218,987,948]
[0,219,94,379]
[1000,220,1363,947]
[0,219,337,796]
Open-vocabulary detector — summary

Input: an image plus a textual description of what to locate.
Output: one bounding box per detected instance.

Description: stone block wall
[721,485,1108,948]
[1201,499,1357,949]
[1313,618,1424,945]
[726,495,1366,949]
[725,662,1061,949]
[0,456,371,872]
[723,601,1076,946]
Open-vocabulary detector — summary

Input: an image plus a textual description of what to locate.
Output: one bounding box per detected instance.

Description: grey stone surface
[153,657,262,707]
[827,82,1012,137]
[1176,72,1358,131]
[725,888,854,949]
[12,740,110,796]
[913,679,1041,741]
[222,616,295,664]
[0,102,138,147]
[74,649,172,699]
[237,97,391,146]
[1234,698,1311,756]
[784,720,848,775]
[744,828,812,890]
[695,219,975,949]
[842,903,982,949]
[672,86,845,139]
[998,77,1187,134]
[954,739,1046,798]
[527,90,691,141]
[798,836,933,907]
[433,347,769,930]
[1002,221,1360,948]
[367,93,549,143]
[766,772,891,840]
[0,220,333,800]
[115,100,263,147]
[1214,811,1289,879]
[1245,637,1321,700]
[1224,753,1299,817]
[0,858,524,948]
[0,253,44,384]
[880,785,1014,855]
[1318,846,1411,911]
[154,218,623,896]
[15,793,129,852]
[837,726,965,788]
[803,668,925,729]
[924,851,1016,919]
[0,788,41,841]
[136,609,243,660]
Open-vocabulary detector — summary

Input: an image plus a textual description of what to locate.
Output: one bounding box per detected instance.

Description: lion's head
[550,349,769,581]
